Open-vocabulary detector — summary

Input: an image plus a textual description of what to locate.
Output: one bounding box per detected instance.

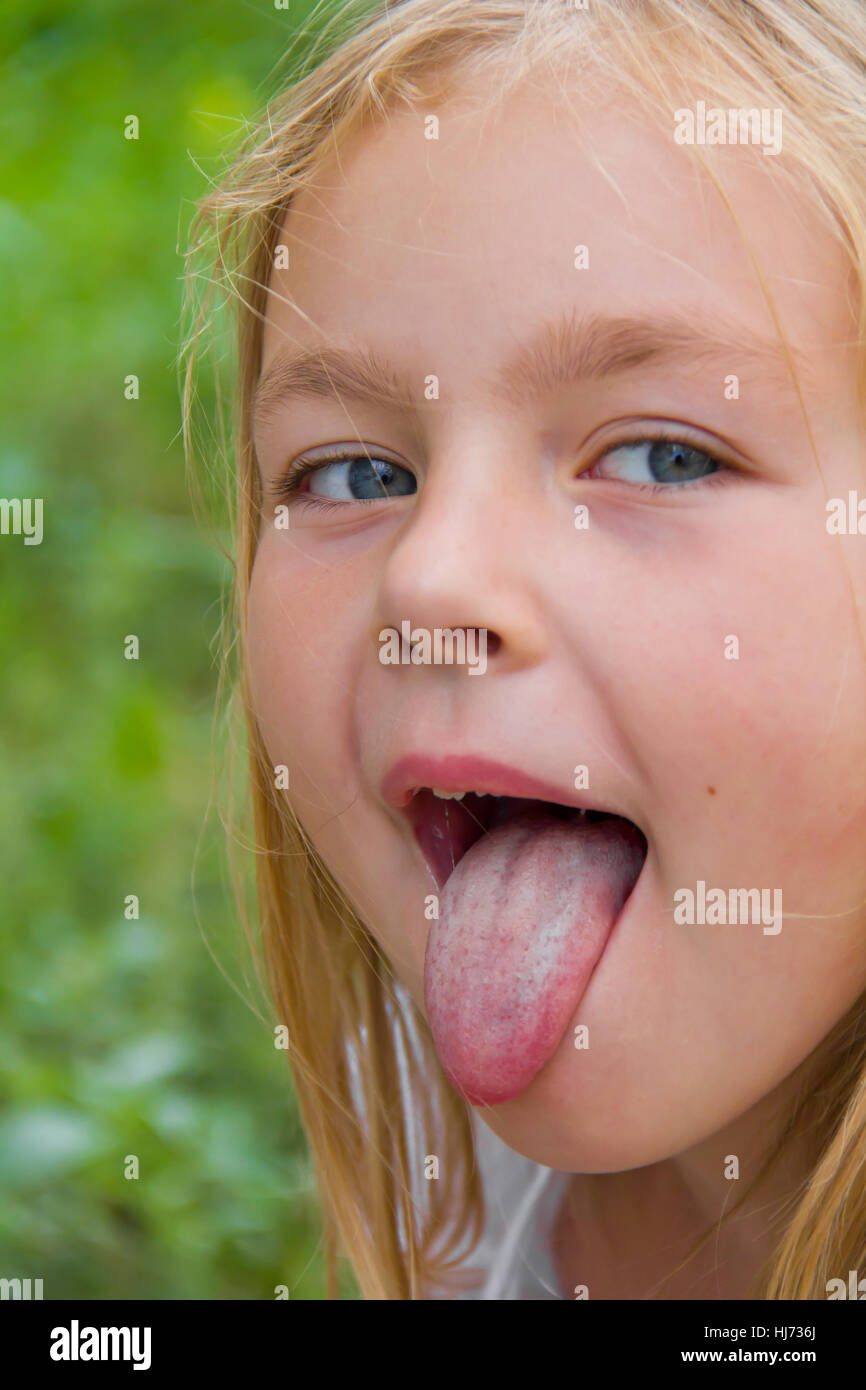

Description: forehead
[260,76,855,400]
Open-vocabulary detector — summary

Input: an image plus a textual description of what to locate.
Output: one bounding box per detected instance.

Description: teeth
[412,784,597,814]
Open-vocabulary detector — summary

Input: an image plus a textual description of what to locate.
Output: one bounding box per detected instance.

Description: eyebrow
[252,308,806,430]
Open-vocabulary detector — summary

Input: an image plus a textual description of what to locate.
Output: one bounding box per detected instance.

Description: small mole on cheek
[707,786,716,796]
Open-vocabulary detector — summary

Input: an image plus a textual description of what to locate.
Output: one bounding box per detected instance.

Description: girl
[182,0,866,1298]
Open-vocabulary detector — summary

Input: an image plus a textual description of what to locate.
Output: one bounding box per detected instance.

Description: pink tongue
[424,808,645,1106]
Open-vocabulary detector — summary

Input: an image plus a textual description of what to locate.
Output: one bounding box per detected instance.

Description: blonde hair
[181,0,866,1299]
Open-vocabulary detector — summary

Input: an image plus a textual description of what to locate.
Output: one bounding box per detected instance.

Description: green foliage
[0,0,360,1299]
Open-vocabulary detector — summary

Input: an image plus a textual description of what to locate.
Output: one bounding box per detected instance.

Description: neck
[554,1045,832,1300]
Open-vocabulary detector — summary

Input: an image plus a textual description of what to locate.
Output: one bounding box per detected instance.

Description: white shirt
[449,1114,571,1300]
[363,984,573,1300]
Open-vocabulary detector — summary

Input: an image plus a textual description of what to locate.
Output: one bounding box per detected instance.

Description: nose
[371,428,549,673]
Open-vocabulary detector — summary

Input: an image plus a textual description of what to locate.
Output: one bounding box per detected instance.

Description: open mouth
[406,787,646,891]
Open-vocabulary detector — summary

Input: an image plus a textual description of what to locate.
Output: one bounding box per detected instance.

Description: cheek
[245,539,351,788]
[625,511,866,834]
[603,511,866,1015]
[244,537,416,962]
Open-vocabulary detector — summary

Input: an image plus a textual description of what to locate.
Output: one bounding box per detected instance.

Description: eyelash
[274,454,367,515]
[272,432,736,513]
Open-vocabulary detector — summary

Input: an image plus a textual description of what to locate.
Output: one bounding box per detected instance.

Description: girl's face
[247,75,866,1171]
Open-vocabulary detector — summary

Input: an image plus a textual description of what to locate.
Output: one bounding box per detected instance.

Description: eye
[586,437,725,488]
[279,450,417,505]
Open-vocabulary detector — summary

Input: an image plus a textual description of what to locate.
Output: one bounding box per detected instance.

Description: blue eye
[594,438,723,487]
[275,432,730,517]
[282,452,417,504]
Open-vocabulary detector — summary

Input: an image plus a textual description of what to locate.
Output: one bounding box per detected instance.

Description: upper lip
[380,753,622,817]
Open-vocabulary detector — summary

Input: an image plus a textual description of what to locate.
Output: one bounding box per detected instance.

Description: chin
[471,1064,713,1173]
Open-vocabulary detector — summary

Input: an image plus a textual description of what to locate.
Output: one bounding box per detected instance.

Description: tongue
[424,807,645,1106]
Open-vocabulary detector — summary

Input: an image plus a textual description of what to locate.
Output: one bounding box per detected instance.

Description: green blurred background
[0,0,361,1298]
